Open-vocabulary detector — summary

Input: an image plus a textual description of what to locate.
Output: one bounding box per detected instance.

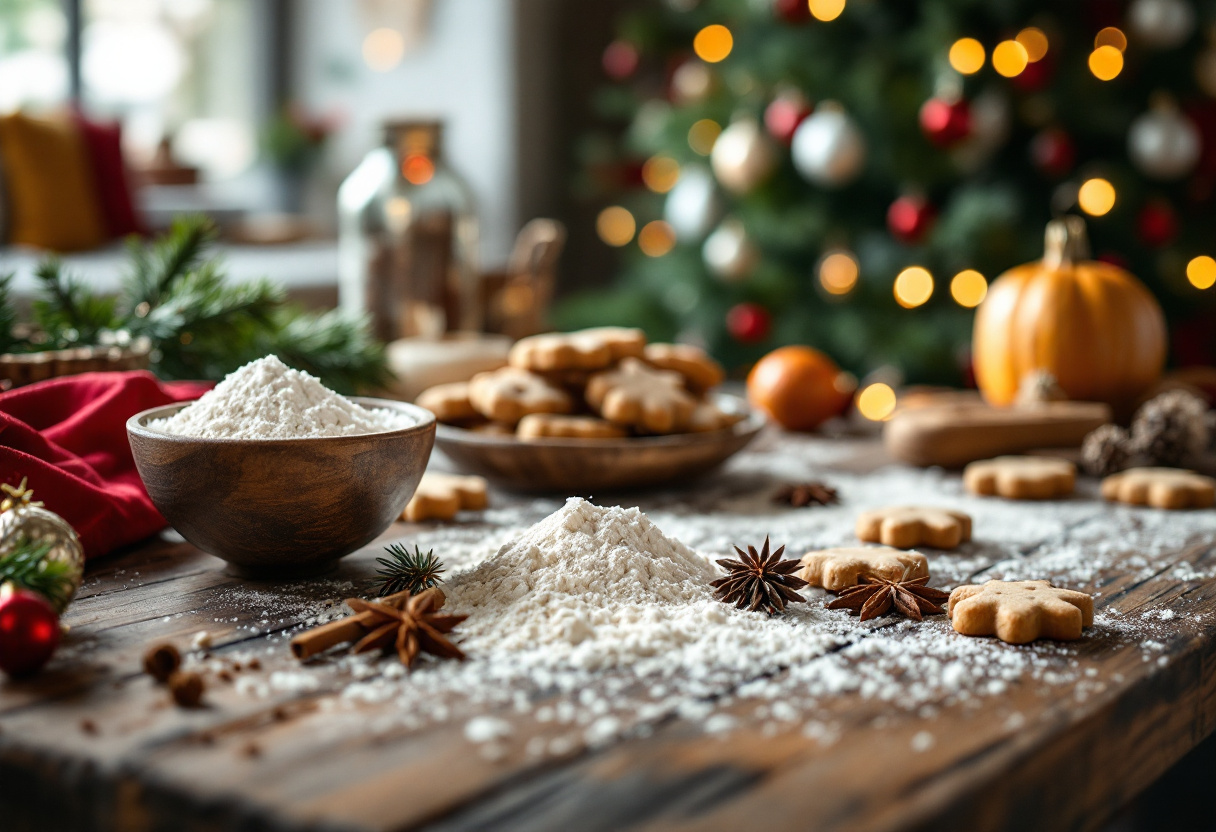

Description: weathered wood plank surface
[2,432,1215,832]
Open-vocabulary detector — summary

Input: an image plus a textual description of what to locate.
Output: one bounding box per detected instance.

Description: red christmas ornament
[764,96,812,145]
[919,97,971,148]
[886,195,937,245]
[0,587,60,678]
[1097,251,1130,270]
[1137,200,1178,247]
[773,0,811,23]
[1010,52,1055,93]
[1030,128,1075,178]
[602,40,640,81]
[727,303,772,344]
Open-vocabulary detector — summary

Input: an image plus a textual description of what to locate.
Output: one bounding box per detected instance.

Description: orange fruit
[747,346,853,431]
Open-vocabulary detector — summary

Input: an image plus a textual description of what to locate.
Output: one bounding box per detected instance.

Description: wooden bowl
[127,398,435,577]
[434,394,764,493]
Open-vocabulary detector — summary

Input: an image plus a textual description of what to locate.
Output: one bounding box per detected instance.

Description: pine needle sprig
[376,544,446,597]
[0,273,18,354]
[32,260,118,348]
[122,214,216,310]
[0,535,73,611]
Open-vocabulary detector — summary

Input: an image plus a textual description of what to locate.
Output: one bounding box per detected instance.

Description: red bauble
[919,97,971,148]
[1010,53,1055,93]
[1137,200,1178,247]
[773,0,811,22]
[886,195,937,245]
[0,588,60,678]
[727,303,772,344]
[602,40,640,81]
[764,96,812,145]
[1097,251,1130,270]
[1030,128,1075,178]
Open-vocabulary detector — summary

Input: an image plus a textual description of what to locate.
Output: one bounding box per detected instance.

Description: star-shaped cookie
[402,473,489,522]
[963,456,1075,500]
[585,357,696,434]
[1100,467,1216,510]
[855,506,972,550]
[948,580,1093,643]
[798,546,929,592]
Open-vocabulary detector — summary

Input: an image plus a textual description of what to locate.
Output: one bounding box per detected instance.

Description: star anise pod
[346,588,467,668]
[773,481,839,507]
[711,536,809,615]
[825,571,949,622]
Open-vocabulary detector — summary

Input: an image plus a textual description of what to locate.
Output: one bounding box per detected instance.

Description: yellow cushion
[0,113,106,252]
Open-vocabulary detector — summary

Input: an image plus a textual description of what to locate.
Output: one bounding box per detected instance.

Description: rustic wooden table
[3,431,1215,832]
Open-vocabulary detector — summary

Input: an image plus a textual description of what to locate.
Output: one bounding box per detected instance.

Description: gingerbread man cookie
[1100,467,1216,510]
[468,367,572,425]
[963,456,1075,500]
[416,382,478,425]
[642,343,724,392]
[855,506,972,550]
[586,358,697,434]
[948,580,1093,643]
[402,473,489,522]
[508,327,646,372]
[516,414,627,440]
[798,546,929,592]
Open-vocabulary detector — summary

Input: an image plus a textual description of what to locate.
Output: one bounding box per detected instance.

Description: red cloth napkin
[0,371,210,559]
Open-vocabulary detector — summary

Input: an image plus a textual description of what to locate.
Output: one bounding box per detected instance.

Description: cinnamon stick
[290,588,445,660]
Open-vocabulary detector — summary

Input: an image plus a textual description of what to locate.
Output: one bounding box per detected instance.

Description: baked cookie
[468,367,572,425]
[416,382,478,424]
[468,422,515,436]
[1100,467,1216,510]
[798,546,929,592]
[948,580,1093,643]
[402,473,489,522]
[508,327,646,372]
[586,358,697,434]
[687,401,746,433]
[516,414,627,440]
[963,456,1075,500]
[855,506,972,550]
[643,343,724,392]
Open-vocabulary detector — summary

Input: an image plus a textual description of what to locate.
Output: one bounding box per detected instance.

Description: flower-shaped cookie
[585,358,697,434]
[508,327,646,372]
[855,506,972,550]
[1100,467,1216,510]
[798,546,929,592]
[468,367,572,425]
[948,579,1093,643]
[963,456,1075,500]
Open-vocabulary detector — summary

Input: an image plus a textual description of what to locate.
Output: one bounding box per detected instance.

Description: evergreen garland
[0,536,72,612]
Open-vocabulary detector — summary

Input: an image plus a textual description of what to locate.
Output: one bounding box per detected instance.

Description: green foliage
[0,274,18,355]
[32,260,118,348]
[0,536,72,612]
[376,544,445,597]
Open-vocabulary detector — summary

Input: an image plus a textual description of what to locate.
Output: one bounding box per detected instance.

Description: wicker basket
[0,338,153,389]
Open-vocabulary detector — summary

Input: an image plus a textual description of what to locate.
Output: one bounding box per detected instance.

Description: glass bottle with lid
[338,120,479,341]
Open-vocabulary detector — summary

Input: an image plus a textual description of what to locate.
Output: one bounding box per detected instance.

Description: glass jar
[338,120,479,341]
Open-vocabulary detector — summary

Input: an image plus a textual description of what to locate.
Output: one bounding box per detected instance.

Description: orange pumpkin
[972,216,1166,414]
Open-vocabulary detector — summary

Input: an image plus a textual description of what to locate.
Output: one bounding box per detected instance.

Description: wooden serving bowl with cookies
[416,327,764,492]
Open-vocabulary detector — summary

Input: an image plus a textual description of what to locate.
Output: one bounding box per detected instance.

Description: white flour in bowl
[148,355,411,440]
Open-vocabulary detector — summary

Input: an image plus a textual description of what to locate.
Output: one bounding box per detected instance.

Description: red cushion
[72,113,145,239]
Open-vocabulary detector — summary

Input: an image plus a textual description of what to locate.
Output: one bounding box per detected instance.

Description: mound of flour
[150,355,409,439]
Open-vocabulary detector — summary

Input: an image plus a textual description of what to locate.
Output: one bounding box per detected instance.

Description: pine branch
[121,215,216,312]
[0,273,18,354]
[0,536,72,612]
[258,308,390,394]
[32,260,118,348]
[375,544,445,596]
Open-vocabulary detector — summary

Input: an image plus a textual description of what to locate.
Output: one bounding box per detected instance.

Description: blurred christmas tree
[559,0,1216,384]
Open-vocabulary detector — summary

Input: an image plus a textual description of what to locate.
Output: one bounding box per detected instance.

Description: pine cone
[1081,424,1131,477]
[1130,390,1210,467]
[1015,370,1067,407]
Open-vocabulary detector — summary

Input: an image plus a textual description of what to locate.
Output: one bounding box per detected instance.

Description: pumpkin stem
[1043,216,1091,269]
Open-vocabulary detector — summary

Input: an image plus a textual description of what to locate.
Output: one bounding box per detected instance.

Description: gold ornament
[0,479,84,614]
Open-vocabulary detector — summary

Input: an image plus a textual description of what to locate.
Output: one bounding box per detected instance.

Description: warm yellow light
[950,269,988,308]
[1016,27,1049,62]
[948,38,985,75]
[363,27,405,72]
[1078,178,1116,216]
[642,156,681,194]
[1089,45,1123,81]
[809,0,846,22]
[597,206,636,247]
[688,119,722,155]
[1187,256,1216,289]
[402,154,434,185]
[638,220,677,257]
[819,251,860,295]
[894,266,934,308]
[693,24,733,63]
[1095,26,1127,52]
[857,382,897,422]
[992,40,1029,77]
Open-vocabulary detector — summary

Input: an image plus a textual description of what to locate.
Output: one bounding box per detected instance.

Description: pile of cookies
[416,327,744,440]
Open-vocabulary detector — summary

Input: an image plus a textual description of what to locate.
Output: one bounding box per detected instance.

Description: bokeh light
[642,155,681,193]
[894,266,934,308]
[401,154,434,185]
[992,40,1029,77]
[809,0,846,22]
[363,27,405,72]
[597,206,636,247]
[1187,255,1216,289]
[688,119,722,155]
[693,24,733,63]
[638,220,677,257]
[948,38,985,75]
[857,382,897,421]
[1089,45,1123,80]
[818,251,860,295]
[1078,178,1116,216]
[1094,27,1127,52]
[1016,27,1049,62]
[950,269,988,307]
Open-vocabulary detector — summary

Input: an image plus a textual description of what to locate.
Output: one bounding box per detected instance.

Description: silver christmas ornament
[791,104,866,187]
[1128,99,1200,180]
[1129,0,1195,49]
[702,218,759,282]
[710,118,778,195]
[0,479,83,614]
[664,165,722,241]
